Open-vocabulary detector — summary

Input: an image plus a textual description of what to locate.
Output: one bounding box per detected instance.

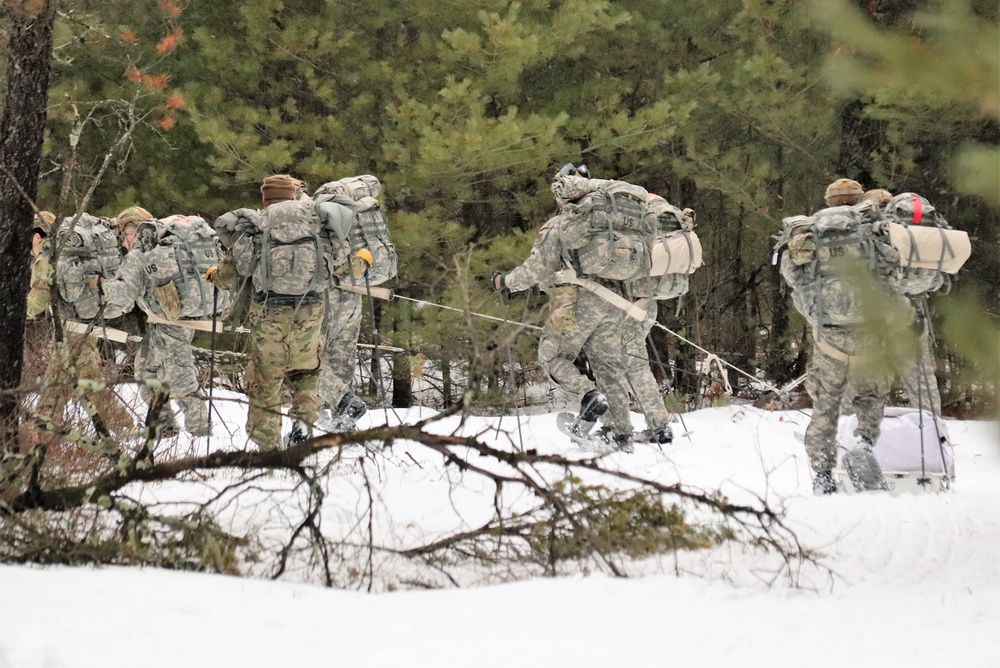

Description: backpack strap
[552,265,651,323]
[813,326,879,365]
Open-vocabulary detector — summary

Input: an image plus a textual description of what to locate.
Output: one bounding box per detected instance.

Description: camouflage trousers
[318,289,363,409]
[37,331,103,423]
[135,323,207,434]
[538,287,635,437]
[804,325,890,475]
[899,310,942,417]
[621,300,670,433]
[245,299,325,450]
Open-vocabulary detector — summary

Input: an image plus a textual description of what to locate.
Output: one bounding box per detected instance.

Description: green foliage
[527,478,726,565]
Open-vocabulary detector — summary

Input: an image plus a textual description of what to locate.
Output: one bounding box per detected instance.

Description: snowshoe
[317,392,367,433]
[842,439,889,492]
[556,413,633,453]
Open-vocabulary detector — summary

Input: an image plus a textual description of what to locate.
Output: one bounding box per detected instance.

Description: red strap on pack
[912,194,923,224]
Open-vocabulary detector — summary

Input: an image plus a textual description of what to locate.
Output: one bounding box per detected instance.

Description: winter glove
[350,249,374,280]
[205,266,219,282]
[491,271,506,291]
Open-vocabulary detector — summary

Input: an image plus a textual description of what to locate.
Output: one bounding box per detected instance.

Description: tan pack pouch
[788,234,816,266]
[548,286,578,331]
[154,280,183,320]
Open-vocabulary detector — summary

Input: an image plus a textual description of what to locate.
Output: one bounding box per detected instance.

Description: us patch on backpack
[314,175,398,286]
[557,176,656,284]
[144,215,232,320]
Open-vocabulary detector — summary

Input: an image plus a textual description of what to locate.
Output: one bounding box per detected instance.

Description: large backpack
[555,176,656,284]
[645,196,703,300]
[314,175,397,286]
[141,215,232,320]
[242,199,332,298]
[54,214,126,320]
[777,203,901,327]
[882,192,972,297]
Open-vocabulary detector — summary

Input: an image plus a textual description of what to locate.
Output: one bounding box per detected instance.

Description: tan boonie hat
[33,210,56,235]
[824,178,864,206]
[863,188,893,207]
[261,174,302,202]
[116,206,154,227]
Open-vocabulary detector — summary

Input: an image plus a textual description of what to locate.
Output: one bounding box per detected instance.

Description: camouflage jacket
[503,215,566,293]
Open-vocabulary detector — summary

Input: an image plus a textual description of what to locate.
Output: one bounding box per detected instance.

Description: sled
[835,407,954,495]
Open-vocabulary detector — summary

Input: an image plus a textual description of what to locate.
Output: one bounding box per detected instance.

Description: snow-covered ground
[1,398,997,668]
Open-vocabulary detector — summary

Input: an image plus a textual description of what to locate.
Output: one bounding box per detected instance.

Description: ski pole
[207,284,218,455]
[362,269,393,423]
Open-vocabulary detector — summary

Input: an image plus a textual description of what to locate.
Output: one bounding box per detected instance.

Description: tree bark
[0,0,56,450]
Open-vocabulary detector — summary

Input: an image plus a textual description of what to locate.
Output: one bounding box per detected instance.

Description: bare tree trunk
[0,0,56,450]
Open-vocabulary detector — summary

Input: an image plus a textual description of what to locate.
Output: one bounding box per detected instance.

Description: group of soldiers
[25,166,958,497]
[26,173,380,450]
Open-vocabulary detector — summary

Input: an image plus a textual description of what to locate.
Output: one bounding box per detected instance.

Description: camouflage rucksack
[882,193,972,297]
[140,215,232,320]
[776,203,901,327]
[553,175,656,284]
[314,175,397,286]
[644,195,703,300]
[54,214,126,320]
[242,199,332,297]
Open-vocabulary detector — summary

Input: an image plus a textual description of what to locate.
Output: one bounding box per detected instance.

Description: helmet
[824,179,864,207]
[116,206,154,227]
[32,210,55,236]
[863,188,893,207]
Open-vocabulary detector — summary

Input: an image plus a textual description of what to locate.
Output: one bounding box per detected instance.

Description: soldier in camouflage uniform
[27,213,127,427]
[494,170,643,449]
[102,215,222,437]
[498,247,635,447]
[210,175,359,450]
[495,168,675,450]
[780,179,906,494]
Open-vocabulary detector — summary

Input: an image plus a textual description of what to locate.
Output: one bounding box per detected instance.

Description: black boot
[812,470,837,496]
[648,424,673,445]
[337,392,368,421]
[579,389,609,423]
[284,419,312,447]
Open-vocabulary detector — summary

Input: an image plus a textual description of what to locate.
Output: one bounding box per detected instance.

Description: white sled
[834,407,955,495]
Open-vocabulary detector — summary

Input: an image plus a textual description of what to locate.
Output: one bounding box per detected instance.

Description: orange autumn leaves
[119,2,187,131]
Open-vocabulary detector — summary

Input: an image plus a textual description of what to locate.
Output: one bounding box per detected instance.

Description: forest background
[8,0,1000,417]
